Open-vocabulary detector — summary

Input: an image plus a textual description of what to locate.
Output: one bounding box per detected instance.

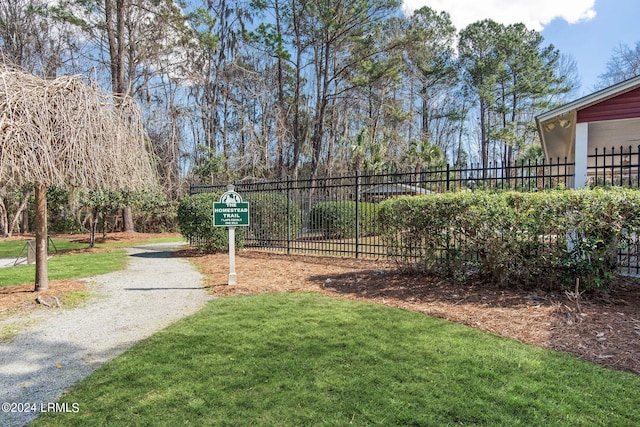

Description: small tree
[0,65,157,291]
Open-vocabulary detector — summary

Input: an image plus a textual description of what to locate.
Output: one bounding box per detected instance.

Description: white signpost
[213,185,250,285]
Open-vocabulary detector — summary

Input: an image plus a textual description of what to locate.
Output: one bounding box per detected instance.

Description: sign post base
[228,226,236,285]
[228,272,237,286]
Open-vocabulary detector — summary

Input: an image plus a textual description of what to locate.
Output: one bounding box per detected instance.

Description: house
[536,75,640,188]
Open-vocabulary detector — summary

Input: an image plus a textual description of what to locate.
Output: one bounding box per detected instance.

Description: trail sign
[213,186,250,286]
[213,191,249,227]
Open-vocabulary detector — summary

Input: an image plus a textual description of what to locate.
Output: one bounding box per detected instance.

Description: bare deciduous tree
[0,65,157,291]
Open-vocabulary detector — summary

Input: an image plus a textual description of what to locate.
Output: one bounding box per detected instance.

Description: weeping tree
[0,65,157,291]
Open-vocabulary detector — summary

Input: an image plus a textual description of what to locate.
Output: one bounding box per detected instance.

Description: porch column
[574,122,589,189]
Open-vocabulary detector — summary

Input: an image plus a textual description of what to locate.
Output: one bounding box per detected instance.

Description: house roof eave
[536,74,640,123]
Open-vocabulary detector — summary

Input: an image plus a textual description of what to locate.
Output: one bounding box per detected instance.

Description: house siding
[577,86,640,123]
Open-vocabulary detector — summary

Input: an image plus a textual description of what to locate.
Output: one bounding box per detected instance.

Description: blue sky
[541,0,640,94]
[402,0,640,96]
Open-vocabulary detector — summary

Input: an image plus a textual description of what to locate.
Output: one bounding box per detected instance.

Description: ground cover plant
[33,292,640,426]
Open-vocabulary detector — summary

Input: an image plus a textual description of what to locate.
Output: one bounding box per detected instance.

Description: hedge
[244,193,301,243]
[177,192,244,252]
[378,188,640,291]
[309,201,378,239]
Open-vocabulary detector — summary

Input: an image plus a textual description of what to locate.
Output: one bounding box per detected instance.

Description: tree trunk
[122,205,134,232]
[0,199,8,237]
[34,181,48,291]
[21,208,29,234]
[89,208,98,248]
[10,192,31,237]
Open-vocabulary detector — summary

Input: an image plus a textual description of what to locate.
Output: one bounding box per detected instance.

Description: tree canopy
[0,66,155,190]
[0,64,157,290]
[0,1,598,185]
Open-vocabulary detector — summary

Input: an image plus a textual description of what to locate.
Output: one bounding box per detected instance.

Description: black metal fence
[589,145,640,188]
[191,157,573,257]
[190,146,640,274]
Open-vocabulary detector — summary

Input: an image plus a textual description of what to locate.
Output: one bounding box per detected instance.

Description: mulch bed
[186,249,640,375]
[2,237,638,375]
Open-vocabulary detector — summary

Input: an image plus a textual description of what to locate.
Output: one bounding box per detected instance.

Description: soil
[1,232,638,375]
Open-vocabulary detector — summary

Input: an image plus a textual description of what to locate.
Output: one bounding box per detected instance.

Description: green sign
[213,191,250,227]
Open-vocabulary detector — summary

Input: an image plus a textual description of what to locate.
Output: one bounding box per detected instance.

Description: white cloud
[402,0,596,31]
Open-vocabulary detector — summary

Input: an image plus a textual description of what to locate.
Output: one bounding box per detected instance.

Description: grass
[0,250,127,287]
[0,235,185,258]
[33,293,640,426]
[0,238,86,258]
[0,318,33,342]
[0,234,184,287]
[59,290,94,307]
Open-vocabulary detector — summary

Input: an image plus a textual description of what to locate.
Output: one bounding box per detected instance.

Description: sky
[402,0,640,96]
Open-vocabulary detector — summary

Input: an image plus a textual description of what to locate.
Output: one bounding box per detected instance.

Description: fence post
[637,145,640,188]
[355,170,360,259]
[446,164,451,192]
[287,176,291,255]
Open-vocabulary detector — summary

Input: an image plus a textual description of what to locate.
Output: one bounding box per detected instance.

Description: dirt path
[0,243,211,427]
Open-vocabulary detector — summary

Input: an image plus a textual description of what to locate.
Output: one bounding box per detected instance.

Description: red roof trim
[577,86,640,123]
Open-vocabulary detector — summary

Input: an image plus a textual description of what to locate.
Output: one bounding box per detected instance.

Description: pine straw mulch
[2,239,638,376]
[183,249,640,376]
[0,279,88,316]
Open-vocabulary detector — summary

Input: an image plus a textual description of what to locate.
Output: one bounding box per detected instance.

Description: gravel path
[0,243,212,427]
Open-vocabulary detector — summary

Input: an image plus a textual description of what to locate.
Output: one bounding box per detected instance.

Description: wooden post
[34,181,48,291]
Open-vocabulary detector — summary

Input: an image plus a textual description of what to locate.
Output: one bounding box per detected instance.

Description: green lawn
[0,238,86,258]
[33,293,640,426]
[0,235,185,259]
[0,235,184,287]
[0,250,128,287]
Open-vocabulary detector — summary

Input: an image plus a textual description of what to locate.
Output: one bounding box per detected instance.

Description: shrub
[378,188,640,291]
[244,193,301,244]
[46,186,85,233]
[309,201,378,239]
[177,193,244,252]
[132,192,177,233]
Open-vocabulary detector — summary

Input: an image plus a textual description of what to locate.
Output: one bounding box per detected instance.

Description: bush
[46,186,85,233]
[309,201,378,239]
[177,193,244,252]
[378,188,640,291]
[132,192,177,233]
[244,193,301,244]
[134,203,178,233]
